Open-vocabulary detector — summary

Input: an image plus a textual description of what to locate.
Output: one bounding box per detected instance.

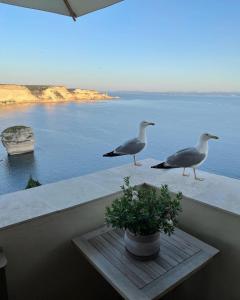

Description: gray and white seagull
[151,133,219,180]
[103,121,155,166]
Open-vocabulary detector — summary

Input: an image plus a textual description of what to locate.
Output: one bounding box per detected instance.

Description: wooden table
[72,227,219,300]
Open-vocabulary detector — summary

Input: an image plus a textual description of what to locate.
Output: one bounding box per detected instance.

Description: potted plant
[105,177,182,260]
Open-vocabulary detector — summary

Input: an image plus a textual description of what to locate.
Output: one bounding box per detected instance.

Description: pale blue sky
[0,0,240,92]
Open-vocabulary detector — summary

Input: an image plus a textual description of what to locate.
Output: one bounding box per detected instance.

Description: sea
[0,92,239,195]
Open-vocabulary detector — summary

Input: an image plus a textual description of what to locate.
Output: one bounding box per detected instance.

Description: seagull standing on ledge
[151,133,219,180]
[103,121,155,166]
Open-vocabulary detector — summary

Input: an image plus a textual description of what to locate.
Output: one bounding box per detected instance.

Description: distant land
[115,91,240,97]
[0,84,116,105]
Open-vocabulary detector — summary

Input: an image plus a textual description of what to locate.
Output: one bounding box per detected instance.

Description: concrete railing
[0,159,239,300]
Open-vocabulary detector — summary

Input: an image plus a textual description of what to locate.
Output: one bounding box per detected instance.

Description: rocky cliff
[1,126,34,155]
[0,84,115,105]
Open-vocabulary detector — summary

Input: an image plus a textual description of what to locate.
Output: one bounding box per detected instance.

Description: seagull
[151,133,219,180]
[103,121,155,166]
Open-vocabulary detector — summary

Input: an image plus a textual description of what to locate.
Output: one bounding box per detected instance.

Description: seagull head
[140,120,155,127]
[201,133,219,141]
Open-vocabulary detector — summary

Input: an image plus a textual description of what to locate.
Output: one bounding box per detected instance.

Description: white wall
[0,193,121,300]
[166,196,240,300]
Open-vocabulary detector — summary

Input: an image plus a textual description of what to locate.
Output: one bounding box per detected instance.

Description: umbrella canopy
[0,0,122,21]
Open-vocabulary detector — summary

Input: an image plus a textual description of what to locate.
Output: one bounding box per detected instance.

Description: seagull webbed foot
[194,177,204,181]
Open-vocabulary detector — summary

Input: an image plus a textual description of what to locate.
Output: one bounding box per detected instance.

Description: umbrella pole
[63,0,77,21]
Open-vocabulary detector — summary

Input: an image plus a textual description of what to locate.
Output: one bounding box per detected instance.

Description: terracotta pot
[124,229,160,260]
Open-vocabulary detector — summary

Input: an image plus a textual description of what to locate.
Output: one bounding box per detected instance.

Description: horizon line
[0,83,240,94]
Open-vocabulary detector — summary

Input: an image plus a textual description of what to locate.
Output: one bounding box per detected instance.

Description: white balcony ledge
[0,158,239,229]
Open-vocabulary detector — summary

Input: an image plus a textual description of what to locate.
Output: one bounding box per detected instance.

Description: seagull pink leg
[182,168,190,177]
[193,168,204,181]
[133,155,142,166]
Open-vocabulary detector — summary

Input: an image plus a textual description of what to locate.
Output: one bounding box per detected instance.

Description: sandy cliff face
[0,84,115,105]
[40,86,74,101]
[0,85,37,104]
[73,89,113,100]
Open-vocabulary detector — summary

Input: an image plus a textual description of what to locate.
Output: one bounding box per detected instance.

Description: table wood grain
[72,227,219,300]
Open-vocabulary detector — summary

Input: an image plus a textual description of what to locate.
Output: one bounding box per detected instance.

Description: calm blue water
[0,93,239,195]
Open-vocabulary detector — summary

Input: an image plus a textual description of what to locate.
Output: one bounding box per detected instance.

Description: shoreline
[0,84,119,107]
[0,97,119,107]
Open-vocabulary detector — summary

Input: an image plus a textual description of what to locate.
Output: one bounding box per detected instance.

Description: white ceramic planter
[124,229,160,260]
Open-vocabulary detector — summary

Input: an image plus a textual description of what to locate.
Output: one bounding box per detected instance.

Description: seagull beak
[211,135,219,140]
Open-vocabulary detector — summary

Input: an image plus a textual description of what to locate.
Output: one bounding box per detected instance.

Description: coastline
[0,97,118,106]
[0,84,118,106]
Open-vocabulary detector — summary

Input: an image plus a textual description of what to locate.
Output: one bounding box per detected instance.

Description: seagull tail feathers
[151,162,173,169]
[103,151,123,157]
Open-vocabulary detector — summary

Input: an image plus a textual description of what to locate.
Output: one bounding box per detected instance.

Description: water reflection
[0,152,39,193]
[0,103,36,116]
[7,152,36,172]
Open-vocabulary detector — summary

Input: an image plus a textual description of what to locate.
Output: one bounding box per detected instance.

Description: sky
[0,0,240,92]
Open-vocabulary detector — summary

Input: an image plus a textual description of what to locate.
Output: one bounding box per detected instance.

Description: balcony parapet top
[0,158,239,229]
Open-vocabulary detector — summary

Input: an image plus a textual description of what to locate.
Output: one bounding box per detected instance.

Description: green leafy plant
[105,177,182,236]
[25,176,41,189]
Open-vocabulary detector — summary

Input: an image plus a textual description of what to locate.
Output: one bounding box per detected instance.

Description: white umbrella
[0,0,123,21]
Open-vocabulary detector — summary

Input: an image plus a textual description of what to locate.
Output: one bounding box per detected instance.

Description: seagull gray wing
[166,147,206,168]
[115,138,145,155]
